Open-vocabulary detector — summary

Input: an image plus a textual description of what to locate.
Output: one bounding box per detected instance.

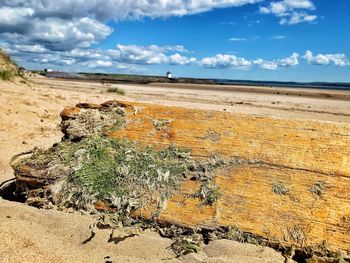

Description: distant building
[166,71,172,79]
[44,68,53,73]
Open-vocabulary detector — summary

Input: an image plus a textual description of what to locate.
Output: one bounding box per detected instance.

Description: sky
[0,0,349,82]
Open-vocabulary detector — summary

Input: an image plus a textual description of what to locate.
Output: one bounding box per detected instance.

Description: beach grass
[107,87,125,95]
[0,70,15,81]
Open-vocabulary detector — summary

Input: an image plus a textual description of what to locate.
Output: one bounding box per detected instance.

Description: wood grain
[60,101,350,251]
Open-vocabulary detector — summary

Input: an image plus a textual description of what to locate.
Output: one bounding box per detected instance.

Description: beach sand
[1,75,349,262]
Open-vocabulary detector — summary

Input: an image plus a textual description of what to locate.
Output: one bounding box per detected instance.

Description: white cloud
[272,35,286,40]
[12,44,48,53]
[116,44,168,64]
[32,17,112,51]
[83,60,113,68]
[279,12,316,25]
[9,44,350,73]
[303,50,350,67]
[168,53,196,65]
[253,52,299,70]
[0,0,261,20]
[201,52,299,70]
[0,15,112,51]
[113,44,196,65]
[259,0,317,25]
[61,58,77,65]
[8,43,197,73]
[279,52,299,67]
[253,59,279,70]
[66,49,105,60]
[201,54,252,69]
[229,38,247,41]
[0,0,347,74]
[0,7,34,26]
[2,1,263,54]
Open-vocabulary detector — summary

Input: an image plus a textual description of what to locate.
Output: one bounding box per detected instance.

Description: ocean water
[216,79,350,91]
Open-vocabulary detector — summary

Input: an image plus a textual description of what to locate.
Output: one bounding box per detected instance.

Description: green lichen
[272,182,289,195]
[60,106,126,140]
[40,136,193,212]
[309,181,325,197]
[204,129,221,142]
[191,182,221,206]
[153,119,172,131]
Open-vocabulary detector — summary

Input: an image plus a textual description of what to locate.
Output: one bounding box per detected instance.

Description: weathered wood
[25,101,350,253]
[106,101,350,178]
[151,164,350,252]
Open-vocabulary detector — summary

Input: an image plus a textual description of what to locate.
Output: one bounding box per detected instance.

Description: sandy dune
[1,75,349,262]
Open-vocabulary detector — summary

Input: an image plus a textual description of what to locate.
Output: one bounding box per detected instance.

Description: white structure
[44,68,53,73]
[166,71,172,79]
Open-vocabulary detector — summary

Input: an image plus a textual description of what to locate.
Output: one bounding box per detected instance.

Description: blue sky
[1,0,349,82]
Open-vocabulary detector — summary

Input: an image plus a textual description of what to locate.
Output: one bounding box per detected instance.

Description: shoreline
[148,82,350,101]
[47,76,350,101]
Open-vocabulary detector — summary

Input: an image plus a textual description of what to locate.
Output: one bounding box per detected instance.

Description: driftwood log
[14,101,350,255]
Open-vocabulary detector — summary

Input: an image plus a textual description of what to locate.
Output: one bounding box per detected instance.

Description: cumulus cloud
[6,43,196,74]
[278,52,300,67]
[253,59,279,70]
[2,1,262,59]
[82,60,113,68]
[254,53,299,70]
[12,44,48,53]
[303,50,350,67]
[1,0,347,73]
[201,52,299,70]
[168,54,197,65]
[201,54,252,69]
[259,0,317,25]
[114,44,196,65]
[115,44,167,64]
[0,16,112,51]
[0,0,261,21]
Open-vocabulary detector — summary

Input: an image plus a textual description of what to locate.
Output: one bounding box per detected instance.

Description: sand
[1,74,349,262]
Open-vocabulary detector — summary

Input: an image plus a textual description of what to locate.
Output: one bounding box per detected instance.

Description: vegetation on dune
[0,49,21,81]
[106,87,125,95]
[0,70,15,81]
[0,49,16,66]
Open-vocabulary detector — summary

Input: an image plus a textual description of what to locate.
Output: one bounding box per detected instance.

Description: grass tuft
[0,70,15,81]
[107,87,125,95]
